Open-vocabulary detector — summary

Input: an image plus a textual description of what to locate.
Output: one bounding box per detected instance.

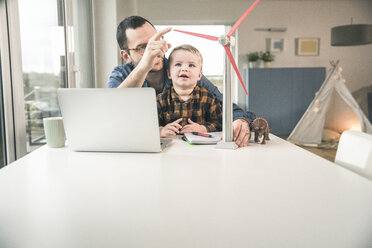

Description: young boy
[157,44,222,138]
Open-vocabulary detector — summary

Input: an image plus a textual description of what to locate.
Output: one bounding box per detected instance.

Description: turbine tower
[174,0,260,149]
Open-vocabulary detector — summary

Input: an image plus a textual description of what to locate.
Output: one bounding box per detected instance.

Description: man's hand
[181,119,207,133]
[139,27,172,72]
[118,27,172,89]
[160,118,182,138]
[233,119,251,147]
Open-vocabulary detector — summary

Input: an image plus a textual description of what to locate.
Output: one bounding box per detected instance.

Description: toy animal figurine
[252,118,270,144]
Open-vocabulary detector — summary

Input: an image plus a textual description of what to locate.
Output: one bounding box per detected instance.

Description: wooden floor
[279,136,337,162]
[296,145,337,162]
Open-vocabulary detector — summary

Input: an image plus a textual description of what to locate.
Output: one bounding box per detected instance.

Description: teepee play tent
[288,61,372,145]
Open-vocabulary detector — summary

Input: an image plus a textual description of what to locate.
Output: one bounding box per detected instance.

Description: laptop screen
[57,88,163,152]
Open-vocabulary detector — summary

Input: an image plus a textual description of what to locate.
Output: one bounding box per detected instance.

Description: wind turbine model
[174,0,260,149]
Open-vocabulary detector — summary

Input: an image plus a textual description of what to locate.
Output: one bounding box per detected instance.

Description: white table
[0,135,371,248]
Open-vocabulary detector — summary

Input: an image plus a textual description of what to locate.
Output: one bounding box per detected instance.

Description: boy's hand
[160,118,182,138]
[180,119,207,133]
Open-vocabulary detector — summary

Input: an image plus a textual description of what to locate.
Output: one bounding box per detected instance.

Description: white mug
[43,117,66,148]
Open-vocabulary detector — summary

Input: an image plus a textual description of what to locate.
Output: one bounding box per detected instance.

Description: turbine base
[215,141,238,150]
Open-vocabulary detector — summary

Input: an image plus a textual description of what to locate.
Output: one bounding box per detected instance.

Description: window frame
[0,0,27,164]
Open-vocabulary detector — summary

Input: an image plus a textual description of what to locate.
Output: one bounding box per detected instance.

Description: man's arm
[198,75,256,147]
[117,62,152,88]
[107,65,133,88]
[197,75,255,125]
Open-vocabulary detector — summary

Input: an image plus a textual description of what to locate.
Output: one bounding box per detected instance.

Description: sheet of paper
[184,132,222,145]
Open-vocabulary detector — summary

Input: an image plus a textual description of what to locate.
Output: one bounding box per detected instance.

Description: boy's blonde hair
[168,44,203,70]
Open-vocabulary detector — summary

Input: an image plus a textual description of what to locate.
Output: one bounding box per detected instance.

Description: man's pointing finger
[151,27,172,41]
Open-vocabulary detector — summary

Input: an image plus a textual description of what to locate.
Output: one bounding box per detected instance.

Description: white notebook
[184,132,222,145]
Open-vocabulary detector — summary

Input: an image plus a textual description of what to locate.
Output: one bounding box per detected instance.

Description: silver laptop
[57,88,170,152]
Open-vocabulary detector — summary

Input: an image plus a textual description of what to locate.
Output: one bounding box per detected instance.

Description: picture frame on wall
[266,38,283,52]
[295,38,320,56]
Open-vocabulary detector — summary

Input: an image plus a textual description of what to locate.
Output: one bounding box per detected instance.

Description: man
[107,16,256,147]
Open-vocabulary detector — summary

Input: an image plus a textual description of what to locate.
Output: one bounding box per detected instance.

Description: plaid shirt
[157,85,222,132]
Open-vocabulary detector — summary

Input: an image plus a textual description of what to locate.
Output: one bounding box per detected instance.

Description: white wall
[92,0,117,88]
[95,0,372,108]
[234,0,372,107]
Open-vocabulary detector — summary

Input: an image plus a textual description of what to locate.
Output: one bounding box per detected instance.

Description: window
[0,53,6,168]
[18,0,94,153]
[18,0,66,152]
[0,0,94,163]
[0,0,27,163]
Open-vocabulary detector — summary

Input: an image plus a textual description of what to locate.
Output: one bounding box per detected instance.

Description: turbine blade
[174,29,219,41]
[223,45,248,96]
[227,0,260,37]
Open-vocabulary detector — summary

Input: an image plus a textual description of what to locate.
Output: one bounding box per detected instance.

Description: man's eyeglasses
[126,43,147,54]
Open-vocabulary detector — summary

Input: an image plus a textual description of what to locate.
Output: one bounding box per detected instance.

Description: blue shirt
[107,58,256,127]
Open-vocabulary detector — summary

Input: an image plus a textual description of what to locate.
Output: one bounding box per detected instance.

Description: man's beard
[149,68,163,73]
